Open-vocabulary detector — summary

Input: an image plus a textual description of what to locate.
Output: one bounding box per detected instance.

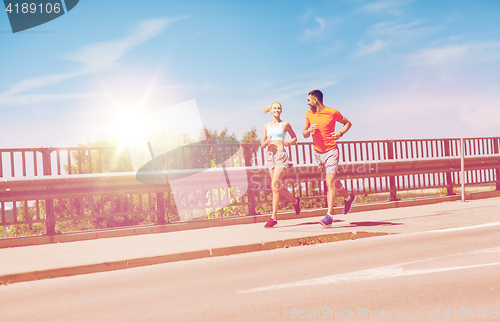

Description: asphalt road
[1,223,499,322]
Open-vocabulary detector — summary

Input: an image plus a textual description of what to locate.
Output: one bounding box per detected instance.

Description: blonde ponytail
[261,101,281,114]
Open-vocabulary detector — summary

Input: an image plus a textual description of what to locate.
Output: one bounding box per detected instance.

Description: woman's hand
[265,137,273,147]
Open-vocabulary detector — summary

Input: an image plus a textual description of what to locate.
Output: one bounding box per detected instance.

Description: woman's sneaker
[319,214,333,227]
[265,218,277,228]
[293,197,301,216]
[343,194,357,214]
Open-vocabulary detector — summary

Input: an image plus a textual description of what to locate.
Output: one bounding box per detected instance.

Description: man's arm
[332,116,352,140]
[303,122,316,138]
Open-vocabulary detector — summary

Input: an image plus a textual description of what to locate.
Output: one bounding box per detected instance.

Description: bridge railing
[1,154,499,237]
[1,137,499,237]
[2,137,498,175]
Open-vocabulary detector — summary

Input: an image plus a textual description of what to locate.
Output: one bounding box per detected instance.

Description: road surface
[1,223,499,321]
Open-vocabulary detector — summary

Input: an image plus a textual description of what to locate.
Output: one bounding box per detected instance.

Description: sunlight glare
[111,110,148,149]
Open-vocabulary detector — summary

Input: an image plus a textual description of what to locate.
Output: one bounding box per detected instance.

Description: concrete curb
[1,190,499,249]
[0,231,390,285]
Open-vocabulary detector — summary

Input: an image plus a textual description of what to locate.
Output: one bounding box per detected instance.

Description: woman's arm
[261,124,269,149]
[283,122,297,147]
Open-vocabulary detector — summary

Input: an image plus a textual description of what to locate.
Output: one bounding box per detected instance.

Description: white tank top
[267,122,286,141]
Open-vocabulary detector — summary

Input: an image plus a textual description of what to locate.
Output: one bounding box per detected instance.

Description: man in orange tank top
[302,90,356,226]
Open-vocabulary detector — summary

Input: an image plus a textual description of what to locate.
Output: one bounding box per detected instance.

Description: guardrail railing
[1,150,499,237]
[0,137,500,238]
[2,137,499,175]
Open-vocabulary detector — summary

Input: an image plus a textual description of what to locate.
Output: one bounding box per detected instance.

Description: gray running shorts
[313,147,339,174]
[266,149,290,170]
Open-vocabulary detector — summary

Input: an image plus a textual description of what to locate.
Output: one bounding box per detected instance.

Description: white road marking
[239,244,500,294]
[239,261,500,294]
[422,221,500,234]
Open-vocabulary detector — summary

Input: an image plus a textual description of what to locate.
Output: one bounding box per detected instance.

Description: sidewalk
[1,195,499,285]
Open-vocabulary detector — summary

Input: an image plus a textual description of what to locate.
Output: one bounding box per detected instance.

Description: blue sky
[1,0,499,148]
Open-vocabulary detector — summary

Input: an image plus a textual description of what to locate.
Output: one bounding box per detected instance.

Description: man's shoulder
[323,106,339,114]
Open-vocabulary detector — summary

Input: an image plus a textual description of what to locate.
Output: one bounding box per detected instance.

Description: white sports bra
[267,122,286,141]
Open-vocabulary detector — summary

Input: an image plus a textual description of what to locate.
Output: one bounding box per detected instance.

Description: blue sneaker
[343,194,356,215]
[319,214,333,227]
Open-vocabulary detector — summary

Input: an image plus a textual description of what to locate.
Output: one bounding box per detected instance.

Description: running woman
[262,102,301,228]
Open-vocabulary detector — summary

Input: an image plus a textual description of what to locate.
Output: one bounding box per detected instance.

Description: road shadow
[336,221,403,228]
[274,220,402,229]
[275,219,347,228]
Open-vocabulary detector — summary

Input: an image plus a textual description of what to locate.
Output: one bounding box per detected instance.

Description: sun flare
[111,110,149,149]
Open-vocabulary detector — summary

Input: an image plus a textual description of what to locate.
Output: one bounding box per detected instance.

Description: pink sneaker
[264,218,277,228]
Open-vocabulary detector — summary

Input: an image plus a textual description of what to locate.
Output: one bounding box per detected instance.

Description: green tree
[66,137,133,174]
[241,126,260,166]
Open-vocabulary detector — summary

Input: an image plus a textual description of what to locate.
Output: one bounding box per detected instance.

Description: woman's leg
[270,166,295,220]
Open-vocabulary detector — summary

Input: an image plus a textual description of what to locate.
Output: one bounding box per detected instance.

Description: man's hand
[308,124,317,133]
[332,132,342,140]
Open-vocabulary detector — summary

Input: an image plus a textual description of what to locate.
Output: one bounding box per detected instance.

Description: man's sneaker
[293,197,301,216]
[343,194,357,215]
[265,218,277,228]
[319,214,333,227]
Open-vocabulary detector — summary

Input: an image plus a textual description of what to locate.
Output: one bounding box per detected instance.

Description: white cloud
[298,7,314,24]
[65,17,185,73]
[315,42,343,57]
[360,0,416,15]
[356,39,388,56]
[0,16,188,105]
[299,17,326,41]
[0,92,104,106]
[461,105,500,130]
[408,42,500,66]
[369,20,434,39]
[353,81,500,139]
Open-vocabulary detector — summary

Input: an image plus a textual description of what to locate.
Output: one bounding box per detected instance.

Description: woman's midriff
[267,140,285,152]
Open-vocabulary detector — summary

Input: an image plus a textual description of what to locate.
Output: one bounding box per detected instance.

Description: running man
[302,90,356,226]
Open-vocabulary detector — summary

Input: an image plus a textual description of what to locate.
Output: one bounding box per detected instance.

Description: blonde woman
[261,102,301,228]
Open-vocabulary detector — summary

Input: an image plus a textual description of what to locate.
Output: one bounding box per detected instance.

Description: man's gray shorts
[314,147,339,174]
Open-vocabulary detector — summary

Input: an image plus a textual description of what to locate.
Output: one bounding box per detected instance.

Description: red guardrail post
[244,145,258,216]
[41,149,56,235]
[156,192,166,224]
[495,138,500,191]
[387,140,399,201]
[444,139,456,195]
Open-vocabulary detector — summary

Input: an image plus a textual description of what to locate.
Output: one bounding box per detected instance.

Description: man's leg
[325,173,348,209]
[333,176,356,214]
[325,173,337,215]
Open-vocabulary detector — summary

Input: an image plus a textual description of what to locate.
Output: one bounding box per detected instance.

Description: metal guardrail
[2,137,499,175]
[1,152,499,236]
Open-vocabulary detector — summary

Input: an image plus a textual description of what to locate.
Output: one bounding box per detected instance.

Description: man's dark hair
[308,89,323,103]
